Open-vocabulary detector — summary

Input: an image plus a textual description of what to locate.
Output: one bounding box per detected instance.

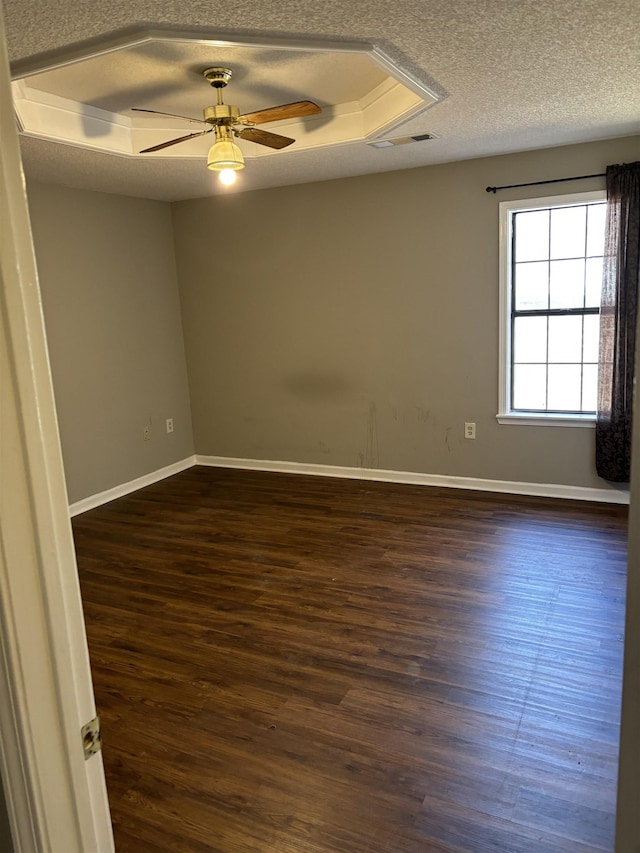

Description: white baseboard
[195,455,630,505]
[69,456,197,517]
[69,453,630,514]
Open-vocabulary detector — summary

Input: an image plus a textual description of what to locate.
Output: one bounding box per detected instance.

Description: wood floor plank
[72,466,628,852]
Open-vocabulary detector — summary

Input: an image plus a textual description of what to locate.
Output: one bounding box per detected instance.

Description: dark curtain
[596,161,640,482]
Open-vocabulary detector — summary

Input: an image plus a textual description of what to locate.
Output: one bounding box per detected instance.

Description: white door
[0,2,114,849]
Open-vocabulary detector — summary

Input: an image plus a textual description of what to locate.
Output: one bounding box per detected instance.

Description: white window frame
[497,189,606,427]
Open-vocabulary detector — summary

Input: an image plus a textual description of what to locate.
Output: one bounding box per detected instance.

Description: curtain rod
[485,173,605,193]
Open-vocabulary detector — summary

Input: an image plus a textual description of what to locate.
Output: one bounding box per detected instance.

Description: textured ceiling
[6,0,640,200]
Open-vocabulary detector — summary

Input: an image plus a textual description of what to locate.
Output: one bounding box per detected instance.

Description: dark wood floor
[72,466,628,853]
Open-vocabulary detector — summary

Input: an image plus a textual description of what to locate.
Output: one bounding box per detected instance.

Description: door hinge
[81,716,102,760]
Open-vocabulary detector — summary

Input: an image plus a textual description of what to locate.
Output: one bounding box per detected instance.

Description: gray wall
[27,183,194,504]
[172,134,640,492]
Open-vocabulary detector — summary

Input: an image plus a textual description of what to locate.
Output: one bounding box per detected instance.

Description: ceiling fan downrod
[202,67,243,126]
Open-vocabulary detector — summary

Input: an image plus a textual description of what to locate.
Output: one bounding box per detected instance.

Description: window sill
[496,413,596,428]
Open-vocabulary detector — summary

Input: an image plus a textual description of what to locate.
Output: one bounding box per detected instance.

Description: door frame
[0,2,114,849]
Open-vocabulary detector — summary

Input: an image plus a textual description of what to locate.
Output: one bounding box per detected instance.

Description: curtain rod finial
[486,186,497,193]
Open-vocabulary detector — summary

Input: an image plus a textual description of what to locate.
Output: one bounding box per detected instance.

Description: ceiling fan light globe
[206,139,245,171]
[219,169,237,186]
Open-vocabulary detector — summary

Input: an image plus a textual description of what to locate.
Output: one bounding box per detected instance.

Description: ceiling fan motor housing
[203,103,240,125]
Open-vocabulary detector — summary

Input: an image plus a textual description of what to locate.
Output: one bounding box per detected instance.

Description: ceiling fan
[133,67,321,184]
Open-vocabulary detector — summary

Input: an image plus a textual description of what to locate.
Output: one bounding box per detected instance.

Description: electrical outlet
[464,422,476,439]
[166,418,174,434]
[143,426,151,441]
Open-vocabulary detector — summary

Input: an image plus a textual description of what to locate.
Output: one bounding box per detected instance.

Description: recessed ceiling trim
[14,81,131,126]
[359,79,433,139]
[11,28,444,166]
[366,47,441,103]
[10,29,378,80]
[14,86,435,161]
[14,85,132,154]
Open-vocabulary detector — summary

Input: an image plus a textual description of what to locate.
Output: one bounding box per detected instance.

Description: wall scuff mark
[365,402,379,468]
[445,425,452,452]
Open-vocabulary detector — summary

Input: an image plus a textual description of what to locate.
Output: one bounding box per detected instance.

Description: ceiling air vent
[367,132,437,149]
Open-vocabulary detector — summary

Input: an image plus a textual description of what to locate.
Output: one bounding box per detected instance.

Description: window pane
[548,315,583,363]
[583,314,600,363]
[514,210,549,262]
[549,259,585,308]
[506,198,605,418]
[513,315,547,363]
[513,364,547,409]
[514,261,549,310]
[587,203,606,256]
[582,364,598,411]
[548,364,582,411]
[585,257,603,307]
[550,206,586,259]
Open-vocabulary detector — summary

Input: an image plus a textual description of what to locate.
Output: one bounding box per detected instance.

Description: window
[498,190,606,426]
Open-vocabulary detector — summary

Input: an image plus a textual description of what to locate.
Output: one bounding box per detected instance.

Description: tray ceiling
[12,32,439,165]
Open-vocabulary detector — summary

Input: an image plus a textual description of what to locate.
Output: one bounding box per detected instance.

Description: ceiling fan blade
[132,107,204,124]
[237,100,321,126]
[140,128,213,154]
[237,127,295,150]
